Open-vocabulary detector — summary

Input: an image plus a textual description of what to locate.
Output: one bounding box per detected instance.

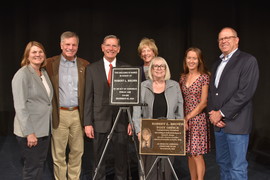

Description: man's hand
[209,110,223,125]
[84,125,94,138]
[216,120,226,128]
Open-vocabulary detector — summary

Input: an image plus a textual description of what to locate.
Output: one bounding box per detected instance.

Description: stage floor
[1,135,270,180]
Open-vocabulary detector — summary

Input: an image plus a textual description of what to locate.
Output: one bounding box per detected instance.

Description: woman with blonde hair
[133,56,184,179]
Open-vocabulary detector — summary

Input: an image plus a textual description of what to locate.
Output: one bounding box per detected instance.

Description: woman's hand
[137,132,141,141]
[184,117,189,131]
[27,133,37,148]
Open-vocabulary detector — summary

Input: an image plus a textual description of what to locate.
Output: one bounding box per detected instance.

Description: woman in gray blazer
[12,41,53,180]
[133,56,184,180]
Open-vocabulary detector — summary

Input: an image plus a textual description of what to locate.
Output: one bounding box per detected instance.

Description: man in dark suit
[208,27,259,180]
[84,35,132,180]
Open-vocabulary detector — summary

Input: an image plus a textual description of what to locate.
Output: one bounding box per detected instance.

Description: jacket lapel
[51,58,60,103]
[77,59,86,98]
[42,69,54,101]
[98,60,108,86]
[27,65,50,100]
[218,50,240,86]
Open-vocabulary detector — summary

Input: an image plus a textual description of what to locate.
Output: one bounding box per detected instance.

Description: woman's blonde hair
[137,37,158,57]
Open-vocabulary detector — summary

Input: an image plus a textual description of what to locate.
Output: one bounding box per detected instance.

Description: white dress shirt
[215,48,238,88]
[103,58,116,79]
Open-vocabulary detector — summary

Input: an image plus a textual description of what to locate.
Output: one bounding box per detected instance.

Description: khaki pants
[51,109,84,180]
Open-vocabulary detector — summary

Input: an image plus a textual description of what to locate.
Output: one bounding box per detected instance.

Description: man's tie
[108,63,113,86]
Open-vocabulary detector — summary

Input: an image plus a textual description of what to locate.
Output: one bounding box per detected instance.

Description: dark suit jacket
[208,49,259,134]
[84,59,129,133]
[46,55,89,129]
[139,65,146,82]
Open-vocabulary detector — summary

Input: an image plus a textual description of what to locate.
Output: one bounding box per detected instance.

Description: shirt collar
[219,48,238,62]
[60,54,77,63]
[103,57,116,67]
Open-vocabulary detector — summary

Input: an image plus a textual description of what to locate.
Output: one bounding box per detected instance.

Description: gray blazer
[12,65,53,138]
[132,79,184,134]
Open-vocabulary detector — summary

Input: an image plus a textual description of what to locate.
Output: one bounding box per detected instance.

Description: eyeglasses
[218,36,236,42]
[152,64,166,70]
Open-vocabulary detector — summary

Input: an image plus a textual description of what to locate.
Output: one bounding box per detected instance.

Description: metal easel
[145,155,179,180]
[92,106,145,180]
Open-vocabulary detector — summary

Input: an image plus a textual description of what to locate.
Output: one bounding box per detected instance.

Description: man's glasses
[218,36,236,42]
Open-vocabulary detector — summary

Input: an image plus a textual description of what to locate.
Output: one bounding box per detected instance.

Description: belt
[60,106,79,111]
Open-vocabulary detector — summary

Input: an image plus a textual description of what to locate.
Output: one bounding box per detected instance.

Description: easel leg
[166,157,179,180]
[145,157,160,180]
[92,107,124,180]
[145,156,179,180]
[126,107,146,180]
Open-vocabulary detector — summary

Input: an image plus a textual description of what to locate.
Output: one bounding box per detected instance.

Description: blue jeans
[215,129,249,180]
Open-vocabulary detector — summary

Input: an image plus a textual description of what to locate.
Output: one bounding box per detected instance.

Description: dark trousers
[93,131,128,180]
[16,136,50,180]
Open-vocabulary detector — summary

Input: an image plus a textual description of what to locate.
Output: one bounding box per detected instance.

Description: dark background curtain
[1,1,269,162]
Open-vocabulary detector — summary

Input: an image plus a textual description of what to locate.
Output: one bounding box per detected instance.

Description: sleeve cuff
[219,110,225,117]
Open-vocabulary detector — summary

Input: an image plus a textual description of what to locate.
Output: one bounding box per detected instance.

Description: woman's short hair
[148,56,171,80]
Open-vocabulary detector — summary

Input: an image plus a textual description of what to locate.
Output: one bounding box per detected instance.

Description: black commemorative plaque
[140,119,186,156]
[110,67,141,105]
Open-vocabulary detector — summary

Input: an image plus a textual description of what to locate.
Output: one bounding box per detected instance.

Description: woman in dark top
[133,56,184,180]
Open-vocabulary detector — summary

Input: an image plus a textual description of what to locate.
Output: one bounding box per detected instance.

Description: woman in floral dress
[179,47,211,180]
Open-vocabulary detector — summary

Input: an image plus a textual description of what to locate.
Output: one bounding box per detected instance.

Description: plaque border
[140,118,186,156]
[109,67,141,106]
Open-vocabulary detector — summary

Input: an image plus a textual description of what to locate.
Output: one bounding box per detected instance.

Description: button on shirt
[214,49,238,88]
[59,56,78,107]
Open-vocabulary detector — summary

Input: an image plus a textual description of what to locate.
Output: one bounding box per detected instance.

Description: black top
[153,92,167,119]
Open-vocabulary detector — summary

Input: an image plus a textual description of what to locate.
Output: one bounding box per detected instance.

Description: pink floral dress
[179,74,211,155]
